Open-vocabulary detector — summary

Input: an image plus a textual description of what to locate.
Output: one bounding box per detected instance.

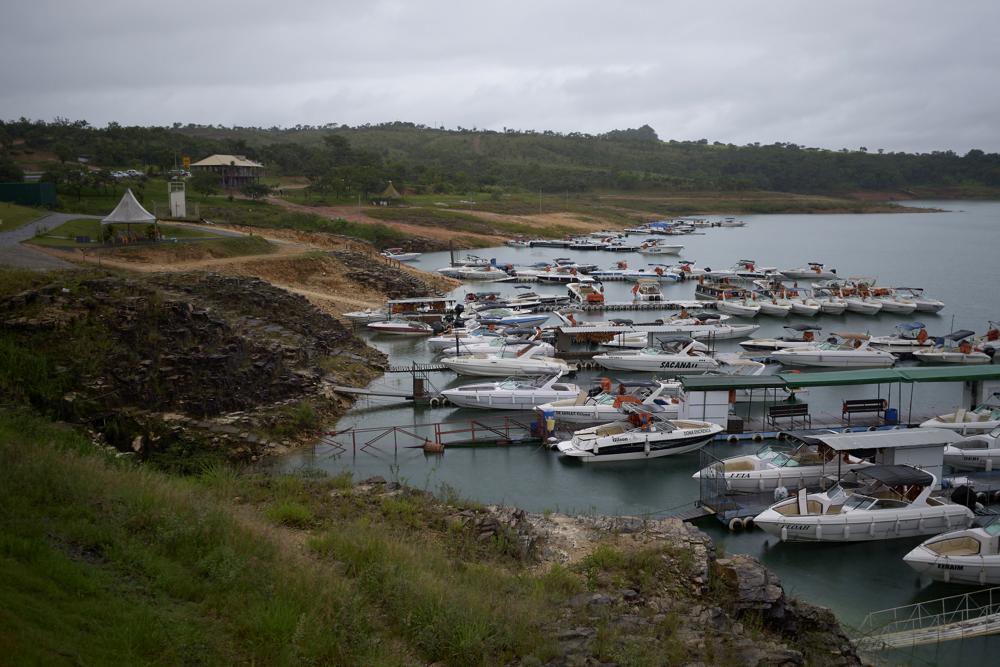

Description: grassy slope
[0,411,568,666]
[0,202,46,232]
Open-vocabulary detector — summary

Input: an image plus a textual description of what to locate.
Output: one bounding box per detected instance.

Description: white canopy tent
[101,189,156,226]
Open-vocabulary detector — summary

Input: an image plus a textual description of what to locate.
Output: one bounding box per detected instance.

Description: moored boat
[380,248,421,261]
[555,407,723,463]
[754,466,974,543]
[904,521,1000,585]
[441,372,580,410]
[366,318,436,336]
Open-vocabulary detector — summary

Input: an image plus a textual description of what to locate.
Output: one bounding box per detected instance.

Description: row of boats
[506,219,747,251]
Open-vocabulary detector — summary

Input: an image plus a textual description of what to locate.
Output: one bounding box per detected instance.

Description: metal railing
[323,416,541,454]
[857,586,1000,650]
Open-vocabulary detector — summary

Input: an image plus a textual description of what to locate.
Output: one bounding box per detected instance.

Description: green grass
[366,205,577,238]
[201,198,408,248]
[29,218,220,247]
[266,501,315,528]
[0,202,46,232]
[0,410,403,666]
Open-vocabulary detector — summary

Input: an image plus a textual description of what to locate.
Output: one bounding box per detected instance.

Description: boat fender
[991,490,1000,504]
[728,517,744,532]
[727,435,738,443]
[429,397,440,408]
[977,492,988,505]
[741,517,754,531]
[780,525,788,542]
[752,433,764,442]
[774,486,789,502]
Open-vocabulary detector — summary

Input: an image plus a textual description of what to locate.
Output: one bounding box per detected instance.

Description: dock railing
[323,416,541,454]
[856,586,1000,651]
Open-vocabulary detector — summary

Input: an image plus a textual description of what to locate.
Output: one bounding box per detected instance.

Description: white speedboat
[445,337,556,358]
[473,307,550,327]
[870,288,918,314]
[716,297,761,318]
[756,296,793,318]
[593,338,721,374]
[568,281,605,304]
[505,239,531,247]
[719,218,746,228]
[638,242,684,256]
[537,266,594,285]
[754,466,974,543]
[555,408,723,463]
[450,265,510,281]
[440,345,570,377]
[538,379,683,424]
[769,337,896,369]
[943,427,1000,470]
[895,287,946,313]
[442,373,580,411]
[427,326,503,352]
[380,248,421,261]
[780,263,838,280]
[868,322,935,355]
[366,318,435,336]
[739,325,822,352]
[631,279,664,302]
[843,294,883,315]
[904,521,1000,586]
[815,293,848,315]
[344,308,388,323]
[912,330,992,365]
[789,298,821,317]
[693,433,871,493]
[921,399,1000,435]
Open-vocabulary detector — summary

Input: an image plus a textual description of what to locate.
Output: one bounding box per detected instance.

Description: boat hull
[557,431,716,463]
[769,351,896,368]
[904,548,1000,586]
[443,389,578,411]
[755,506,973,542]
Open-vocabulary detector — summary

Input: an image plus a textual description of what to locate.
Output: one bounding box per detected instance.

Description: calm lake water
[277,201,1000,664]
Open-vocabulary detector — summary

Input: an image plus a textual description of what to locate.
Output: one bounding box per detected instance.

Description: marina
[282,202,1000,664]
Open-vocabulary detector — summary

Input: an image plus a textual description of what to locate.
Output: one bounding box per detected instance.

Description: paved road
[0,211,99,271]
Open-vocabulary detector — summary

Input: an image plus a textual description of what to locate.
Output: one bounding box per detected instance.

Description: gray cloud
[1,0,998,152]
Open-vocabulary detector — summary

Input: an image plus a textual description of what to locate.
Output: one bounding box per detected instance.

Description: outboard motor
[454,303,465,316]
[950,485,979,511]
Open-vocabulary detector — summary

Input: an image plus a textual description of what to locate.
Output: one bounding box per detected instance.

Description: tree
[190,171,219,196]
[0,152,24,182]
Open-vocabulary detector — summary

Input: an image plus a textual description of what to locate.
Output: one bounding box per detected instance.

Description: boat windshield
[844,494,878,511]
[984,520,1000,537]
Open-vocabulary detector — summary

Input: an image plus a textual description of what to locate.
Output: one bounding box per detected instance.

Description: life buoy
[917,329,928,343]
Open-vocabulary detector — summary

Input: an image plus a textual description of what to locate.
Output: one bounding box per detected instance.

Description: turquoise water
[277,201,1000,664]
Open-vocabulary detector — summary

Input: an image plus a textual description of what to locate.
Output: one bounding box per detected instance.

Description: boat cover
[787,324,822,331]
[898,322,927,330]
[857,465,934,487]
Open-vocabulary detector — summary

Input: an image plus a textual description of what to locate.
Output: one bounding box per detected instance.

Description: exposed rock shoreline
[355,476,865,666]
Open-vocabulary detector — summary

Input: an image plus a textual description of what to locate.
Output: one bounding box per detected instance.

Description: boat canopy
[656,335,695,345]
[945,330,976,340]
[681,366,1000,391]
[787,324,822,331]
[692,312,721,320]
[897,322,927,331]
[806,430,961,452]
[856,465,934,487]
[609,318,634,326]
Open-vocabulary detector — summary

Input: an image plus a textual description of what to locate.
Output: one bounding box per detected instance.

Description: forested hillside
[3,118,1000,197]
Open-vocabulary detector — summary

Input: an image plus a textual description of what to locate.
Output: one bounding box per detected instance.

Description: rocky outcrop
[326,248,454,298]
[0,271,384,465]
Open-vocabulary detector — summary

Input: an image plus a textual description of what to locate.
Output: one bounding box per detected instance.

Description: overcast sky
[2,1,998,152]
